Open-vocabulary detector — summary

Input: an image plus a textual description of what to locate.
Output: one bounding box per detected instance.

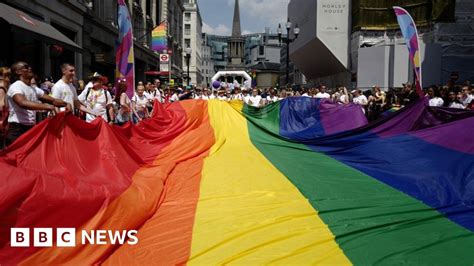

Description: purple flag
[116,0,135,98]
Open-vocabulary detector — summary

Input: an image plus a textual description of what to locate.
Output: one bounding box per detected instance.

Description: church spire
[232,0,241,37]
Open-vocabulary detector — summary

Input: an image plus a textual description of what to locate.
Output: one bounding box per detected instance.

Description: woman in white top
[427,86,444,107]
[114,79,132,125]
[132,85,149,122]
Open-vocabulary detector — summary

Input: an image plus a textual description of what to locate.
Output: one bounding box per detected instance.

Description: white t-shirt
[266,95,279,103]
[132,94,148,108]
[242,94,251,104]
[462,94,473,107]
[353,95,368,105]
[315,92,331,99]
[7,80,45,125]
[233,93,243,101]
[52,79,78,110]
[170,93,180,102]
[353,95,368,114]
[429,97,444,107]
[78,88,113,122]
[449,102,465,109]
[248,95,262,107]
[339,94,348,104]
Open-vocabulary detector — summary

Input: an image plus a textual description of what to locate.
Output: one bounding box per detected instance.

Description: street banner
[152,21,168,53]
[394,6,423,97]
[116,0,135,98]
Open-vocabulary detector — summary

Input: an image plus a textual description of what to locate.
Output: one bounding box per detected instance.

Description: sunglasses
[22,64,32,70]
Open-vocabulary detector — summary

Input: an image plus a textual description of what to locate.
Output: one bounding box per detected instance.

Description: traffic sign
[160,54,169,63]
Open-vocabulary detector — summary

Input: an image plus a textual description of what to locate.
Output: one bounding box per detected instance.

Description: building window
[185,24,191,35]
[259,46,265,56]
[185,12,191,21]
[185,38,191,48]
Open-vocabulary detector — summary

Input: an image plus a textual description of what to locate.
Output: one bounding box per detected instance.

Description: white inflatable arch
[211,71,252,88]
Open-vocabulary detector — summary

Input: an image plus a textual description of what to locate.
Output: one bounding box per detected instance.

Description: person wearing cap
[83,72,100,93]
[352,89,368,114]
[52,63,98,117]
[78,73,115,124]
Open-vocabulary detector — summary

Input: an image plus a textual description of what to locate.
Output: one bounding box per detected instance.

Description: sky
[198,0,291,36]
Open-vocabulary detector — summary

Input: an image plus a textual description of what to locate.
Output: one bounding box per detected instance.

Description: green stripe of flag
[243,105,474,265]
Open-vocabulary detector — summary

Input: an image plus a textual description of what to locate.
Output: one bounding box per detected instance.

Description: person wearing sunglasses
[6,61,72,146]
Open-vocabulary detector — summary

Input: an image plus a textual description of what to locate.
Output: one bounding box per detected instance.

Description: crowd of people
[0,61,473,149]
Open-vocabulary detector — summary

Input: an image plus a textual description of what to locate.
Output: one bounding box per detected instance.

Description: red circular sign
[160,54,169,61]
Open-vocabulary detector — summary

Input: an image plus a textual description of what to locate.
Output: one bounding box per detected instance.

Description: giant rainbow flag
[116,0,135,98]
[0,98,474,264]
[152,21,168,53]
[394,6,423,97]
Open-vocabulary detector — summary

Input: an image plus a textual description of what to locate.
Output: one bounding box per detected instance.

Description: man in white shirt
[352,89,368,114]
[248,89,262,107]
[315,85,331,99]
[52,63,98,116]
[78,74,115,124]
[6,61,71,145]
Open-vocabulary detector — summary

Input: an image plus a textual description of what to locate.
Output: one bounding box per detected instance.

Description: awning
[0,3,82,52]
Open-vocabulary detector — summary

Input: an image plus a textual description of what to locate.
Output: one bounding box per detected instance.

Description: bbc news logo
[10,228,138,247]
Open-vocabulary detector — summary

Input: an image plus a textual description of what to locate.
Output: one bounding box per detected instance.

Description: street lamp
[278,18,300,86]
[185,47,192,86]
